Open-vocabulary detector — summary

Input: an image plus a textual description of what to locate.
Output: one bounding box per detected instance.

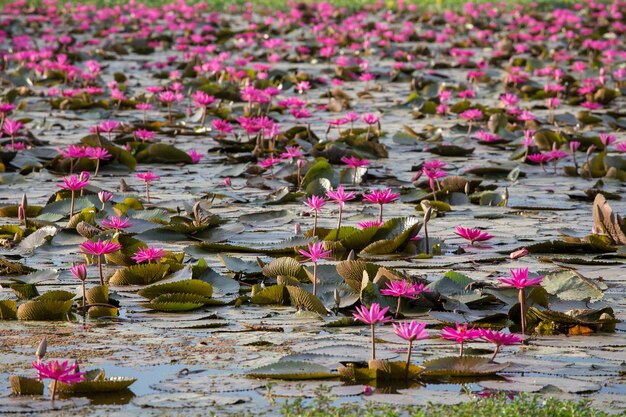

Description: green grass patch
[279,389,619,417]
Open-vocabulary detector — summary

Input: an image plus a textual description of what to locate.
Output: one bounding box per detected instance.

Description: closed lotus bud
[464,182,470,195]
[587,144,596,156]
[333,288,341,307]
[423,206,433,224]
[79,171,90,181]
[17,206,25,222]
[36,336,47,361]
[297,159,306,169]
[222,177,231,187]
[293,223,301,235]
[510,248,529,259]
[21,194,27,210]
[71,263,87,282]
[98,191,112,204]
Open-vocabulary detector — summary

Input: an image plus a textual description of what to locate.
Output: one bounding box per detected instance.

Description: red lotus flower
[440,323,481,356]
[131,246,166,264]
[136,171,159,203]
[353,303,392,361]
[80,239,122,285]
[57,173,90,217]
[101,215,133,231]
[304,195,327,237]
[32,360,85,401]
[498,267,543,289]
[362,188,399,223]
[393,320,429,375]
[187,149,203,164]
[298,242,332,296]
[357,220,383,229]
[326,186,356,241]
[479,328,522,360]
[454,226,493,245]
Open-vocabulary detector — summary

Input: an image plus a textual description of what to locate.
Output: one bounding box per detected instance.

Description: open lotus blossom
[362,188,400,223]
[459,109,483,134]
[56,173,90,217]
[136,171,160,203]
[326,186,356,241]
[454,226,494,245]
[357,220,383,229]
[298,241,332,296]
[32,360,85,401]
[526,152,551,172]
[85,147,112,177]
[440,323,482,356]
[134,129,155,142]
[353,303,392,361]
[3,118,23,145]
[280,146,303,162]
[80,239,122,285]
[131,246,166,264]
[101,215,133,231]
[304,195,327,237]
[381,279,430,318]
[423,166,446,201]
[393,320,429,374]
[258,156,282,177]
[341,156,369,184]
[479,329,523,361]
[187,149,203,164]
[499,268,544,334]
[616,142,626,153]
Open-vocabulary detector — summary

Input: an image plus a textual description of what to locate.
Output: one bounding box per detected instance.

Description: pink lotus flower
[440,323,481,356]
[298,241,332,296]
[131,246,166,264]
[423,166,446,201]
[357,220,383,229]
[381,279,430,318]
[600,134,617,147]
[459,109,483,134]
[280,146,303,161]
[136,171,159,203]
[499,268,543,334]
[57,173,90,217]
[102,215,133,231]
[615,142,626,153]
[326,186,356,241]
[353,303,392,361]
[80,239,122,285]
[479,328,522,360]
[526,153,551,172]
[304,196,327,237]
[32,360,85,401]
[393,320,429,375]
[454,226,493,245]
[341,156,369,184]
[187,149,203,164]
[134,129,155,142]
[71,263,87,308]
[57,145,87,160]
[3,118,23,144]
[85,147,111,176]
[362,188,399,223]
[509,248,529,260]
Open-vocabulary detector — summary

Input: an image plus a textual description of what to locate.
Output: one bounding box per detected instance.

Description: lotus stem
[491,345,500,361]
[51,379,57,402]
[97,255,104,286]
[370,323,376,361]
[519,288,527,334]
[81,280,86,314]
[459,341,464,356]
[313,212,318,237]
[70,190,75,218]
[405,339,413,378]
[145,183,151,203]
[312,262,318,296]
[378,204,384,224]
[94,159,100,177]
[396,297,402,319]
[424,222,430,255]
[334,206,343,241]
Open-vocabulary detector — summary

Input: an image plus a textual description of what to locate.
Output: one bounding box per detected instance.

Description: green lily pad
[422,356,509,376]
[247,361,336,380]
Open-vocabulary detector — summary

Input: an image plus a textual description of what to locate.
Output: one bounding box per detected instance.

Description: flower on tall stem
[298,241,332,296]
[393,320,428,375]
[440,323,481,356]
[569,141,580,171]
[353,303,392,361]
[56,173,90,218]
[423,167,446,201]
[526,153,551,172]
[304,196,327,237]
[498,268,543,334]
[101,215,133,231]
[362,188,399,223]
[71,263,87,310]
[341,156,369,185]
[80,239,122,285]
[136,171,160,203]
[326,186,356,241]
[381,279,430,318]
[459,109,483,134]
[479,329,522,361]
[32,360,85,402]
[85,147,112,177]
[454,226,493,245]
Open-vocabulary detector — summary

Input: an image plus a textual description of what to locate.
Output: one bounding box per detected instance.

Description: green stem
[334,206,343,242]
[98,255,104,286]
[70,190,75,218]
[519,288,527,334]
[371,324,376,361]
[312,262,318,296]
[405,339,413,378]
[395,297,402,319]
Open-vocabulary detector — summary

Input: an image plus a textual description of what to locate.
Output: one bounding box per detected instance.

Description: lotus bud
[17,206,25,223]
[464,182,470,195]
[333,288,341,308]
[294,223,301,235]
[21,193,28,209]
[347,250,356,261]
[98,191,112,207]
[222,177,231,187]
[36,337,47,362]
[510,248,529,259]
[296,159,306,170]
[587,144,596,157]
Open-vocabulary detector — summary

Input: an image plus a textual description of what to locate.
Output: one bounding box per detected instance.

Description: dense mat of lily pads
[0,0,625,415]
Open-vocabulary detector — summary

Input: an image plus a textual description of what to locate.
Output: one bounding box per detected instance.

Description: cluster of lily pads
[0,0,624,406]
